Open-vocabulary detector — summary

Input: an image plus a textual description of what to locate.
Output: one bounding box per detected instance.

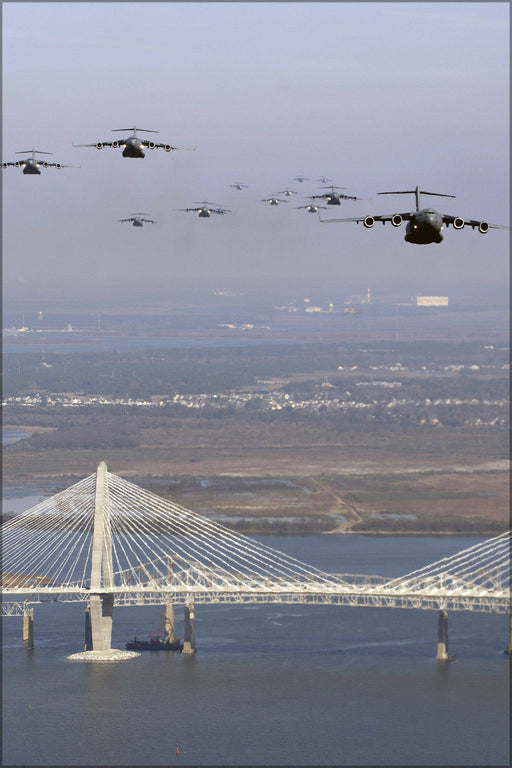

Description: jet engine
[56,163,62,169]
[42,162,49,168]
[164,145,172,152]
[148,142,156,150]
[391,214,403,227]
[14,162,21,167]
[478,221,489,233]
[95,143,104,150]
[111,141,119,148]
[453,217,465,229]
[363,216,375,228]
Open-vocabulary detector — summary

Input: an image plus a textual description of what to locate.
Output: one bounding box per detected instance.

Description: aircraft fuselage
[22,159,41,175]
[122,137,146,158]
[327,195,341,205]
[198,209,211,217]
[132,219,143,227]
[404,208,444,244]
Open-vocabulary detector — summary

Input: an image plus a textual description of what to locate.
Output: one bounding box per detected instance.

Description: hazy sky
[2,2,509,299]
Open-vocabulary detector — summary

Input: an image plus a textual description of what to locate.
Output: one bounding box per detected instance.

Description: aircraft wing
[442,214,510,230]
[73,141,122,148]
[144,142,196,151]
[2,162,18,167]
[43,162,78,169]
[318,212,414,224]
[142,219,157,224]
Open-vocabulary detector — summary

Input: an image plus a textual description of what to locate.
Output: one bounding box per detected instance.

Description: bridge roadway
[3,570,509,614]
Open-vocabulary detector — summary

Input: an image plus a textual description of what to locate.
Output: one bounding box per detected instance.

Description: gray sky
[2,2,509,298]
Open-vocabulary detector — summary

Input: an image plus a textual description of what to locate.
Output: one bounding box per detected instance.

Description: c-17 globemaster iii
[73,126,194,158]
[319,185,509,244]
[177,201,231,218]
[116,213,157,227]
[2,149,78,175]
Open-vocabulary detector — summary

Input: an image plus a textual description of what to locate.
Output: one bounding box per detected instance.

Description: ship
[126,602,182,651]
[125,636,183,652]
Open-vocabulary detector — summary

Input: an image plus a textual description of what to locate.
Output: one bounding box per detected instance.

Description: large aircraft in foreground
[2,149,78,174]
[73,126,194,158]
[116,213,157,227]
[318,186,509,244]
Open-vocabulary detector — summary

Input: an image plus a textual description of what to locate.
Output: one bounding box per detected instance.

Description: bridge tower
[88,462,115,651]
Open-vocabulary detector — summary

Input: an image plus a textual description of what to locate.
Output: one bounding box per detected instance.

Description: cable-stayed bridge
[2,463,510,660]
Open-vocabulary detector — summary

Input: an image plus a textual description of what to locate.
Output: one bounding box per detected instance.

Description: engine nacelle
[363,216,375,228]
[148,142,156,150]
[42,162,49,168]
[2,162,7,168]
[56,163,62,169]
[111,140,119,148]
[164,145,172,152]
[96,143,104,150]
[14,162,21,167]
[391,214,403,227]
[478,221,489,234]
[453,217,465,229]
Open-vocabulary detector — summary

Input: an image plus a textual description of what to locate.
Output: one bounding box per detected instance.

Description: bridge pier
[22,608,34,650]
[84,605,92,651]
[89,594,114,651]
[164,602,177,643]
[505,613,512,655]
[436,608,455,661]
[182,603,196,654]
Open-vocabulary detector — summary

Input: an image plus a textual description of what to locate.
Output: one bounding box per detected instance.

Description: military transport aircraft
[178,202,230,217]
[292,176,309,183]
[318,186,509,244]
[225,182,248,190]
[116,213,157,227]
[296,203,328,213]
[73,126,194,158]
[279,188,298,197]
[2,149,78,174]
[261,196,288,206]
[310,184,361,206]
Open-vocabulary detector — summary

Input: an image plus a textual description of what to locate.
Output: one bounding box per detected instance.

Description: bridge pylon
[69,463,139,661]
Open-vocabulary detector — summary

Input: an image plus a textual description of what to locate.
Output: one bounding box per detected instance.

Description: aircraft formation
[3,125,509,244]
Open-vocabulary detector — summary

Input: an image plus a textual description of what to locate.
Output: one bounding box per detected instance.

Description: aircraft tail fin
[112,126,159,134]
[378,187,456,211]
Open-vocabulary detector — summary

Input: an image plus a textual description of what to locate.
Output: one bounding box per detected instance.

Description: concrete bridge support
[182,603,196,654]
[436,608,455,661]
[89,594,114,652]
[22,608,34,649]
[68,463,138,661]
[84,605,92,651]
[164,602,177,643]
[505,613,512,655]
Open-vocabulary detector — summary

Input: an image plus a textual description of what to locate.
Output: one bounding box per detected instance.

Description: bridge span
[2,463,510,660]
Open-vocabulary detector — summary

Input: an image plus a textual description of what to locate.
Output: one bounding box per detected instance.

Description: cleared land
[3,420,508,534]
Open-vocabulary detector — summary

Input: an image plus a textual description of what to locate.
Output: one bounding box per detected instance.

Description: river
[1,532,509,766]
